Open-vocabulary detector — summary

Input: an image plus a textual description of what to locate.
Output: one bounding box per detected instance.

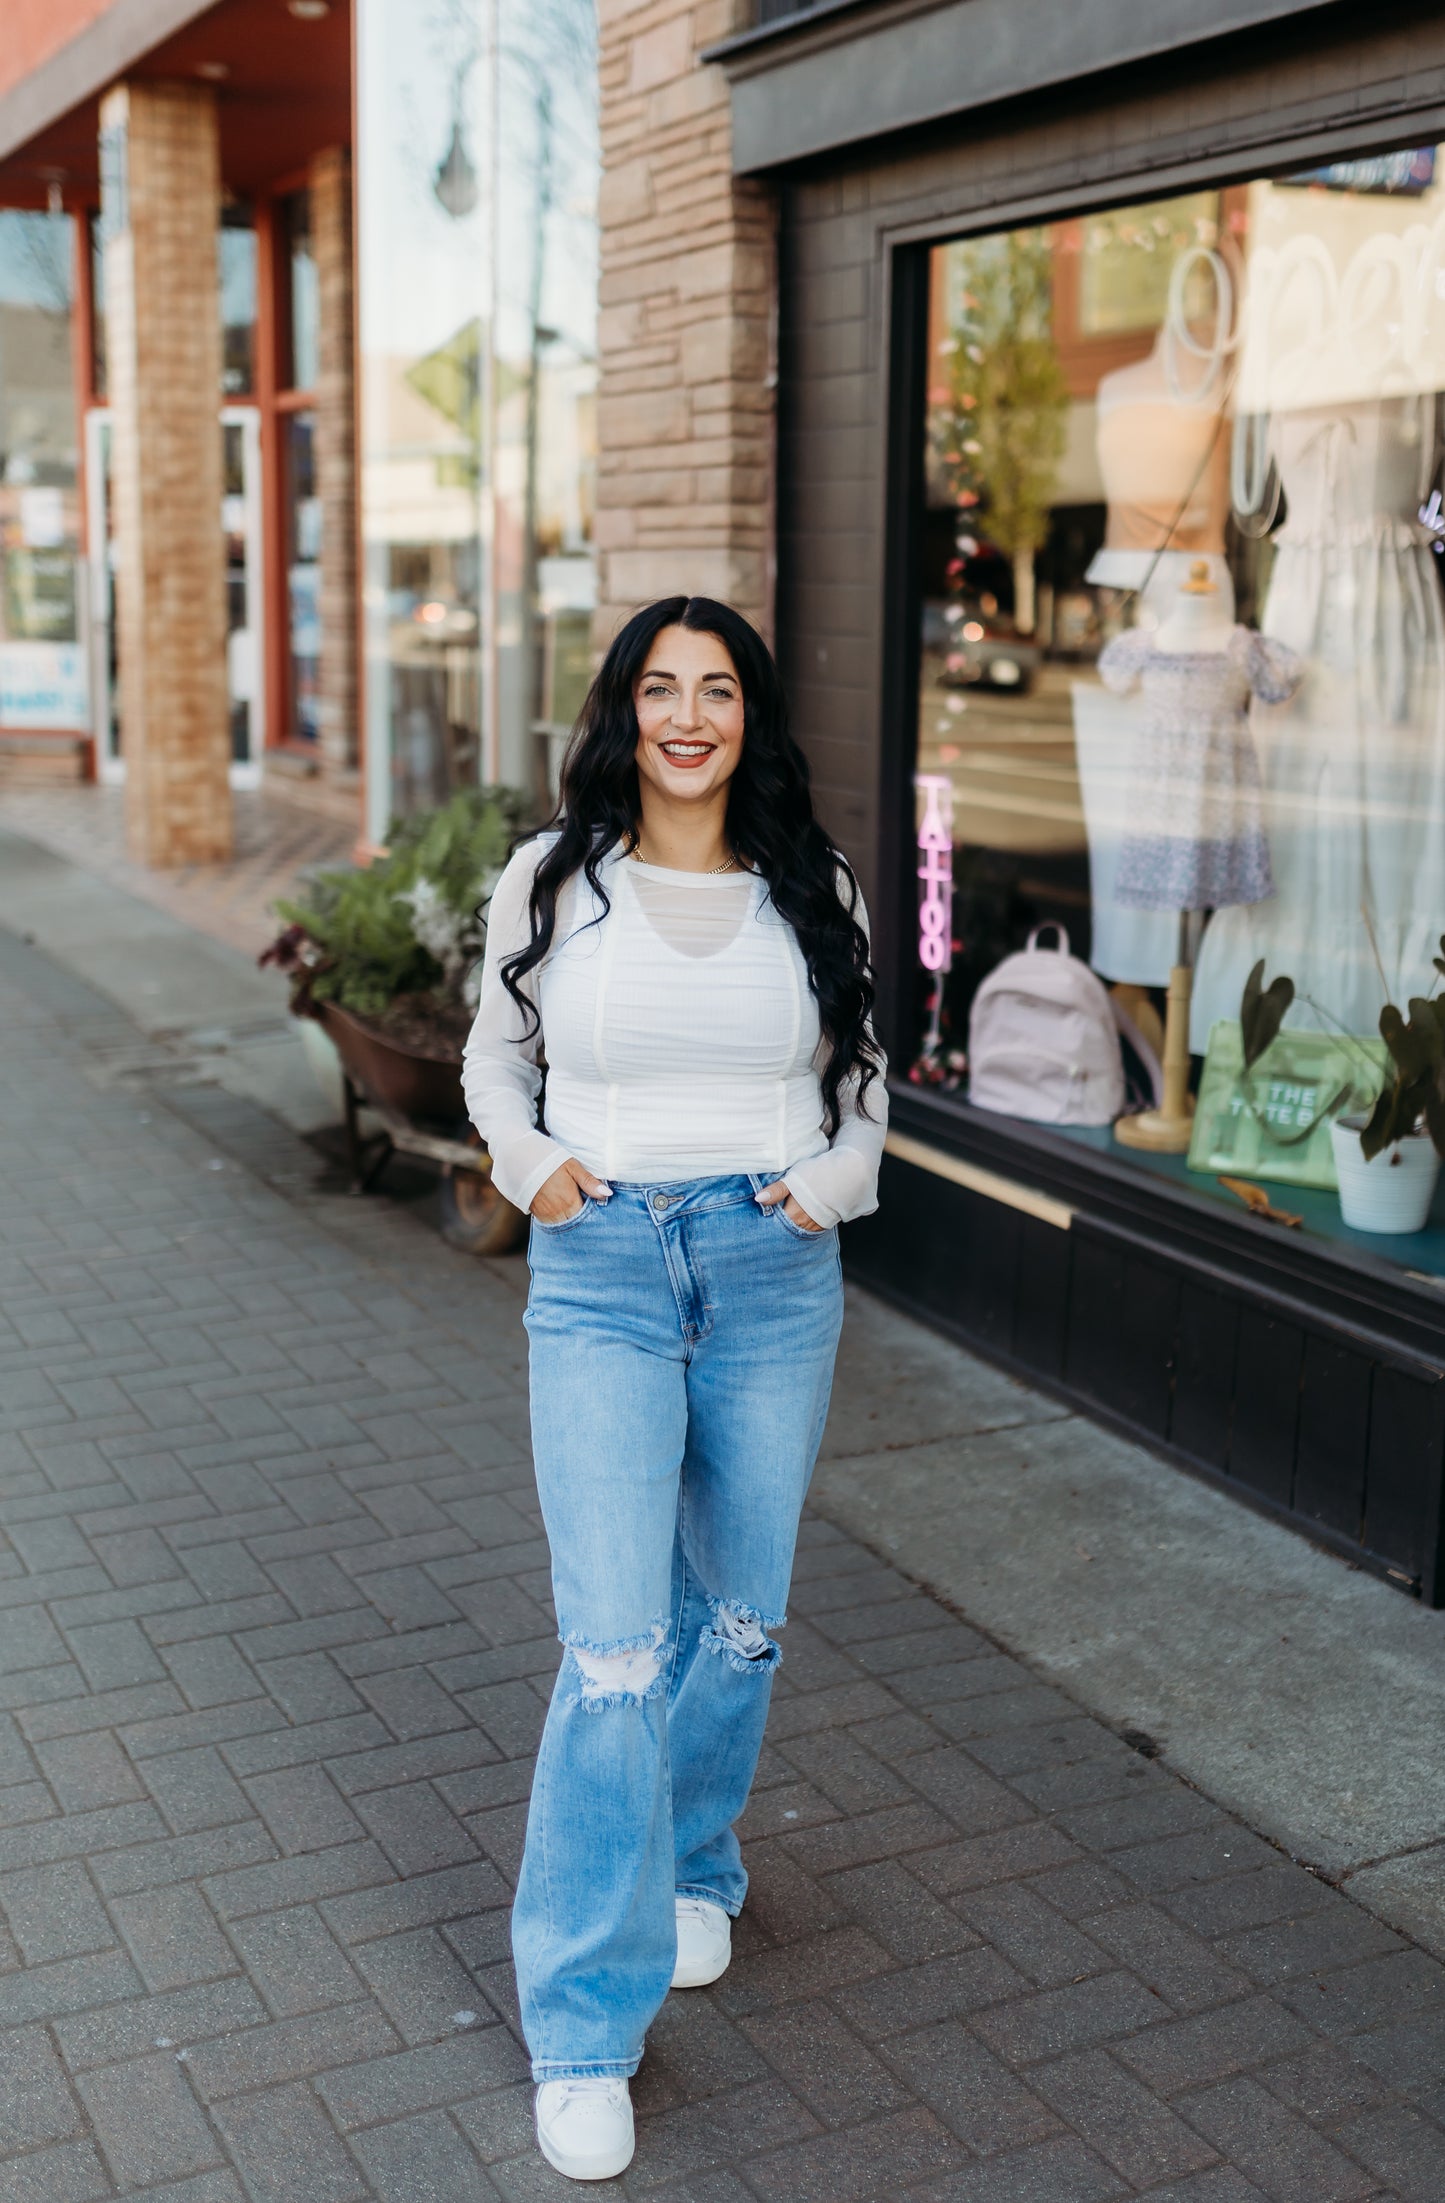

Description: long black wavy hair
[500,595,882,1134]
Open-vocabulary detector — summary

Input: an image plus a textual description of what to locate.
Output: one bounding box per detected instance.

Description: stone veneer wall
[311,145,359,781]
[101,79,231,867]
[594,0,776,651]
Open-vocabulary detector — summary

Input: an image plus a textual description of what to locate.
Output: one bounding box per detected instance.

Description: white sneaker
[671,1895,732,1988]
[535,2077,635,2182]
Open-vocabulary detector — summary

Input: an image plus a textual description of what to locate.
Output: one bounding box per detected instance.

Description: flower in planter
[397,875,487,1003]
[261,786,531,1035]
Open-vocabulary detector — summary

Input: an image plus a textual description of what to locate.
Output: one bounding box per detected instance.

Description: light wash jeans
[514,1172,844,2080]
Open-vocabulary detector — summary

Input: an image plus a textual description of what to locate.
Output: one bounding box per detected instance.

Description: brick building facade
[594,1,774,646]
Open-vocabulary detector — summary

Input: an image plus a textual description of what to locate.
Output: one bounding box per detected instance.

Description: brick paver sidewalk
[1,921,1442,2203]
[0,784,354,961]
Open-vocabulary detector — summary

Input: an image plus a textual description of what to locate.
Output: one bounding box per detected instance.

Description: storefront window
[495,0,600,803]
[222,419,252,763]
[283,190,319,394]
[286,411,322,742]
[355,0,597,842]
[910,146,1445,1261]
[0,210,86,732]
[219,205,257,396]
[89,215,106,397]
[91,206,256,399]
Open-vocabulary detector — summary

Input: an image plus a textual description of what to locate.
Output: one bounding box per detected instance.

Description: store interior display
[1189,1020,1386,1188]
[913,145,1445,1249]
[1084,325,1234,596]
[1191,387,1445,1043]
[966,923,1127,1126]
[1075,317,1237,986]
[1096,561,1302,1151]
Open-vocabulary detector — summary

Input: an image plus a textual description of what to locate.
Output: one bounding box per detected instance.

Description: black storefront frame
[822,106,1445,1606]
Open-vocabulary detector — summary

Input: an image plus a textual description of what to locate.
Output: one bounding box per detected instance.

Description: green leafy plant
[262,786,530,1025]
[1233,960,1347,1150]
[1361,937,1445,1160]
[1237,946,1445,1163]
[1240,958,1295,1071]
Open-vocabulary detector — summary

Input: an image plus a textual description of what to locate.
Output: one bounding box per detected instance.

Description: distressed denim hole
[566,1618,668,1710]
[701,1601,782,1675]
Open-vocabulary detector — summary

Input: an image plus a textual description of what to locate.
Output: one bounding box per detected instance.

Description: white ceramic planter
[1330,1114,1441,1234]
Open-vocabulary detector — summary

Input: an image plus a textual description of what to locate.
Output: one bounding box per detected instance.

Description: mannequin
[1076,330,1235,995]
[1085,329,1235,606]
[1154,563,1235,656]
[1099,563,1301,1151]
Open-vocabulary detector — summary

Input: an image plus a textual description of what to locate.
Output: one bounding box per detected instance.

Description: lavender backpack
[967,924,1128,1126]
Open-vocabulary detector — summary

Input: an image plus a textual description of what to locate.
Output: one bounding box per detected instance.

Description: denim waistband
[604,1172,769,1215]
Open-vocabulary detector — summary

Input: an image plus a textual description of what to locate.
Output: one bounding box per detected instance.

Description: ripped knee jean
[513,1172,844,2080]
[565,1599,781,1712]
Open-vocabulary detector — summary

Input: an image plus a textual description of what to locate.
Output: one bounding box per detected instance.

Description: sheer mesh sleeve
[781,875,889,1230]
[461,838,575,1214]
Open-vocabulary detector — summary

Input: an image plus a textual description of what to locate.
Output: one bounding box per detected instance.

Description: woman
[462,595,886,2181]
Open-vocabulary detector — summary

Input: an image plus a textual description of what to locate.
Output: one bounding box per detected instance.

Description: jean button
[652,1192,672,1210]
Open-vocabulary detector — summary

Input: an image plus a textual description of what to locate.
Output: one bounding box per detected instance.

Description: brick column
[101,81,231,866]
[311,144,359,780]
[595,1,776,647]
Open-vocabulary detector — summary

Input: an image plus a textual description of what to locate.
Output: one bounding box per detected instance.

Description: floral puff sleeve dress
[1097,625,1303,913]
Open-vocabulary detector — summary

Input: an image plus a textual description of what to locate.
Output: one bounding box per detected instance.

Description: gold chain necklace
[628,840,738,875]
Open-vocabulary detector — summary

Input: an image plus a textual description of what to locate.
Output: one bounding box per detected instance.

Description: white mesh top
[461,836,888,1227]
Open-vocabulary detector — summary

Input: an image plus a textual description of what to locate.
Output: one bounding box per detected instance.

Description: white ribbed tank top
[536,853,830,1184]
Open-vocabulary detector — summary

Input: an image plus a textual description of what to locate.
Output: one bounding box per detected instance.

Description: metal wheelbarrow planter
[314,1000,527,1256]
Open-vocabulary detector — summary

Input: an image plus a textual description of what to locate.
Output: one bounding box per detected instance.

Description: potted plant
[262,786,531,1251]
[1329,945,1445,1233]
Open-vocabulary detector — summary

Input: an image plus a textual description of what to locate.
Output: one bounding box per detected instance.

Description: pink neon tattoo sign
[915,773,954,973]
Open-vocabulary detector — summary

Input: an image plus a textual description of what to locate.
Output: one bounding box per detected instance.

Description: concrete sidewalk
[2,885,1445,2195]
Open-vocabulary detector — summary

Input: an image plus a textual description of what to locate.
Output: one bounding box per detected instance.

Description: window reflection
[220,205,257,397]
[0,209,86,732]
[355,0,598,840]
[912,153,1445,1132]
[286,412,321,744]
[496,0,599,805]
[284,190,319,394]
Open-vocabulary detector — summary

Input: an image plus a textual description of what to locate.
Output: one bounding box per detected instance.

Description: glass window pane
[286,411,321,742]
[0,209,87,731]
[91,209,254,399]
[357,0,490,837]
[285,190,319,392]
[356,0,599,839]
[220,205,256,396]
[909,148,1445,1259]
[90,212,107,397]
[495,0,599,806]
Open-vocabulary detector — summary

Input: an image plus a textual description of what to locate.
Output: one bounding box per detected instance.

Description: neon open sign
[916,773,954,974]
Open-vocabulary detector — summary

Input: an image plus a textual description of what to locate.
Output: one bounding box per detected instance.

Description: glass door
[222,407,264,786]
[86,405,265,787]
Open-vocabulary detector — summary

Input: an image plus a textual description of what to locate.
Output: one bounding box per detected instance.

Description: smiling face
[632,625,745,811]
